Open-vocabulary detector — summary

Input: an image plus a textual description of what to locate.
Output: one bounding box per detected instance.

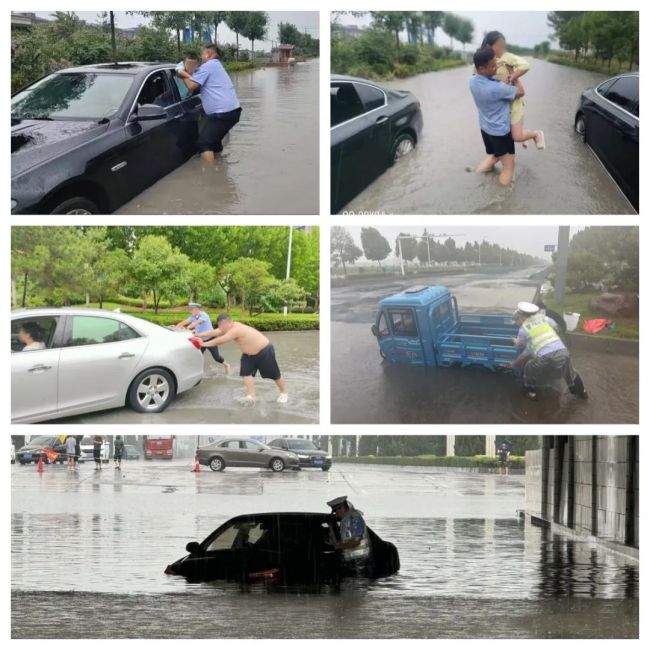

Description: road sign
[544,244,556,252]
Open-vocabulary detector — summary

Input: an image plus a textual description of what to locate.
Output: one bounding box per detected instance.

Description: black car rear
[165,512,399,585]
[575,72,638,211]
[331,74,423,213]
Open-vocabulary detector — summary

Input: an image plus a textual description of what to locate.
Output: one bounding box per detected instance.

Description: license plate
[314,458,324,465]
[23,453,32,461]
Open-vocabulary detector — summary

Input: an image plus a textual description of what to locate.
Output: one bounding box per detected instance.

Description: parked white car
[11,308,204,423]
[79,436,111,463]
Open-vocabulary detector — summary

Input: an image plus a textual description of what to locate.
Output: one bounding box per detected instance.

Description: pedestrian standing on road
[509,302,588,401]
[326,496,372,577]
[497,442,511,476]
[93,436,103,471]
[113,435,125,470]
[469,46,525,186]
[177,303,231,374]
[199,314,288,405]
[74,436,82,469]
[176,43,242,163]
[65,435,76,471]
[481,31,545,150]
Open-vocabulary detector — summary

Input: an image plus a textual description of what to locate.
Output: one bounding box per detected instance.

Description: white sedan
[11,308,204,423]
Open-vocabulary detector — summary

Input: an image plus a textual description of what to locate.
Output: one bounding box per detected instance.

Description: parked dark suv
[15,436,69,464]
[11,62,202,214]
[269,438,332,471]
[575,72,638,211]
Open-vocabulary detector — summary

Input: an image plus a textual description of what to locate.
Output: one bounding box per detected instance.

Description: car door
[386,308,425,365]
[219,440,243,466]
[11,315,63,422]
[172,68,202,158]
[240,440,268,467]
[589,76,639,205]
[122,70,185,196]
[56,315,148,416]
[330,82,390,211]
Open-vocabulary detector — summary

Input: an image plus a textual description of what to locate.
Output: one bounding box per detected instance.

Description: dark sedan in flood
[331,74,423,214]
[268,437,332,470]
[11,62,201,214]
[164,512,400,585]
[574,72,638,211]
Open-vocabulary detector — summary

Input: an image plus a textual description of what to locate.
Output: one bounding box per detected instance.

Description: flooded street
[331,267,638,424]
[51,331,319,425]
[11,462,638,638]
[118,60,319,215]
[342,60,635,214]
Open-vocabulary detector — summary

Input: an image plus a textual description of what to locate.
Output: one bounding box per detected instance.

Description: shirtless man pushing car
[200,314,288,405]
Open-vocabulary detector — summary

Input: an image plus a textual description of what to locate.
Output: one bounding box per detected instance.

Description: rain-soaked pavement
[340,60,635,215]
[50,331,319,425]
[11,461,638,638]
[117,59,319,215]
[331,267,638,424]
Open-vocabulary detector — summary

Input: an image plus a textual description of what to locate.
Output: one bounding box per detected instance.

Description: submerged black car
[11,62,202,214]
[574,72,639,211]
[268,438,332,470]
[331,74,423,213]
[165,512,400,585]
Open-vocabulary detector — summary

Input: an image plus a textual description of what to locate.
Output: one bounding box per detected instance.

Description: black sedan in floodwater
[331,74,423,213]
[165,512,400,585]
[575,72,639,211]
[11,62,202,214]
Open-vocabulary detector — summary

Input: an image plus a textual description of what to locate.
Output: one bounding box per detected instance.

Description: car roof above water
[57,62,175,75]
[379,285,451,308]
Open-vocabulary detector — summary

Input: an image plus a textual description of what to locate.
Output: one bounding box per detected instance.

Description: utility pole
[398,236,405,276]
[110,11,117,65]
[555,226,570,307]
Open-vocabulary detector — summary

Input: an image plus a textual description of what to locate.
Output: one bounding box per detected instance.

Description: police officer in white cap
[326,496,371,576]
[177,303,231,374]
[510,302,587,400]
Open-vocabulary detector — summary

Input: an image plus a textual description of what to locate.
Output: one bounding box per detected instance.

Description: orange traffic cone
[37,456,44,473]
[192,451,200,473]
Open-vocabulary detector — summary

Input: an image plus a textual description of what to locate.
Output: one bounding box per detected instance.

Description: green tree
[422,11,444,51]
[268,278,307,313]
[371,11,408,52]
[91,248,130,309]
[226,12,250,61]
[360,227,391,267]
[186,260,217,303]
[395,234,417,265]
[221,257,277,315]
[331,226,362,275]
[242,12,269,61]
[457,18,474,51]
[443,13,461,49]
[565,250,605,292]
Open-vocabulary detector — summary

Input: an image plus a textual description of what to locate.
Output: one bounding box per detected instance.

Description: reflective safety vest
[522,313,561,354]
[340,510,370,563]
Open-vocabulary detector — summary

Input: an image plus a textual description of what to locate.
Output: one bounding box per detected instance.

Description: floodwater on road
[51,331,319,425]
[11,463,638,638]
[342,60,635,215]
[331,267,638,424]
[118,60,319,215]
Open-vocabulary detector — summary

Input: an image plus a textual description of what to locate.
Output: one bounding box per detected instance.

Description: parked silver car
[198,438,301,472]
[11,308,204,423]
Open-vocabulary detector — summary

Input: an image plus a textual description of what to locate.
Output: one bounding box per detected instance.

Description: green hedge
[333,455,525,470]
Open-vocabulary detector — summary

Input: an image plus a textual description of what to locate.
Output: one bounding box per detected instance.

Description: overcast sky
[342,226,577,262]
[336,11,554,49]
[35,11,319,50]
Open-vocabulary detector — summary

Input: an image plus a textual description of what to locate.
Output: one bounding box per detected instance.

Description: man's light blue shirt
[189,311,213,338]
[191,59,240,114]
[469,75,516,136]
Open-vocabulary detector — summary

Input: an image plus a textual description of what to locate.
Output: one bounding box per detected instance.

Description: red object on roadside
[37,456,44,473]
[192,451,201,473]
[41,448,59,463]
[583,318,612,335]
[188,337,202,350]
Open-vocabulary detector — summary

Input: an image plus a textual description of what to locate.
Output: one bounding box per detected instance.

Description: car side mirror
[133,103,167,121]
[371,324,378,337]
[185,541,200,554]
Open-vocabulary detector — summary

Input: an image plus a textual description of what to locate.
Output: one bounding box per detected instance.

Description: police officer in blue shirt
[176,43,242,163]
[177,302,231,374]
[326,496,371,576]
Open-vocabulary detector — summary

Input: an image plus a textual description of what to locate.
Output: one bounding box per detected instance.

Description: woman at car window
[18,322,46,351]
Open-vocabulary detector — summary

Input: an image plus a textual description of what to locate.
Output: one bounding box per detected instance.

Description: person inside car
[18,322,46,351]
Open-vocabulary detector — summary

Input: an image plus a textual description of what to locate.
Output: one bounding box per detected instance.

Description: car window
[377,312,389,338]
[206,521,266,551]
[11,72,133,121]
[602,77,639,116]
[389,309,418,337]
[596,79,616,95]
[137,71,175,109]
[11,317,59,352]
[221,440,240,449]
[241,440,263,450]
[68,316,140,347]
[331,83,364,127]
[355,83,386,111]
[173,71,190,101]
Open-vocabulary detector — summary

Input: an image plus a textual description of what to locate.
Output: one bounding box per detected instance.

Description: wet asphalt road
[11,461,638,638]
[331,267,638,424]
[117,60,319,215]
[341,60,635,215]
[49,331,319,425]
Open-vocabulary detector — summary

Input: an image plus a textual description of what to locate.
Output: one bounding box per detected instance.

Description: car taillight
[189,337,202,350]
